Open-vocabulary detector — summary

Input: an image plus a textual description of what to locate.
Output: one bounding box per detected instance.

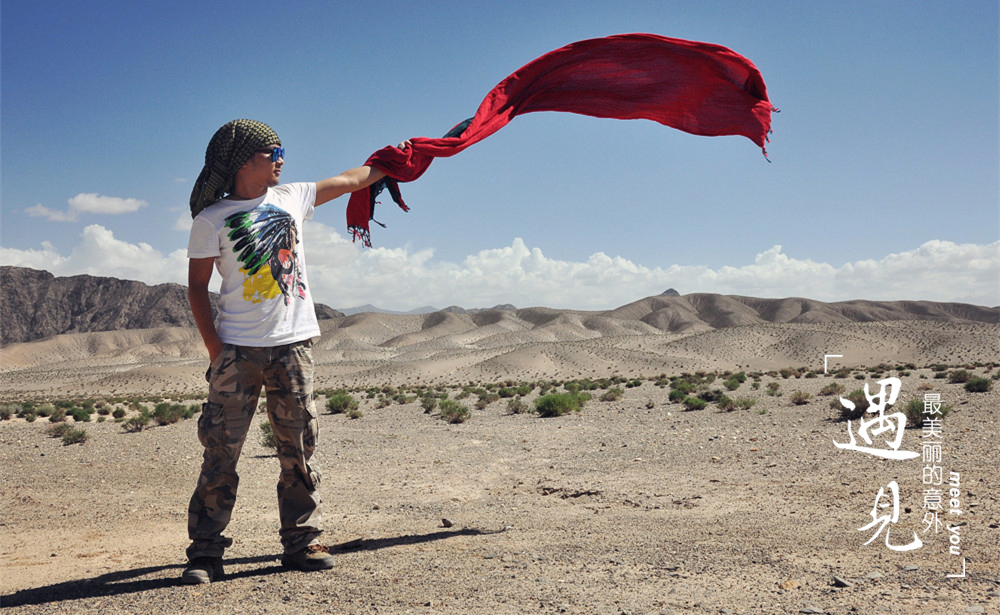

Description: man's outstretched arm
[315,165,387,206]
[314,141,411,206]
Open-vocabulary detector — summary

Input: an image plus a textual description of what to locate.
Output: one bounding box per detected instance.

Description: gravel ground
[2,369,998,614]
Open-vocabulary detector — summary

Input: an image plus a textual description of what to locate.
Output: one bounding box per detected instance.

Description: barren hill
[605,293,998,333]
[2,267,998,396]
[0,267,343,346]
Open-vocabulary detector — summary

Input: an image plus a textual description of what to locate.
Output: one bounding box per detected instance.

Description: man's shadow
[1,527,501,608]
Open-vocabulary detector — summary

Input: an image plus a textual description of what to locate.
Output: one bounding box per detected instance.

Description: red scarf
[348,33,775,246]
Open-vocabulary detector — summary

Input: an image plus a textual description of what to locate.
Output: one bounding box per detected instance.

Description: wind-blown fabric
[347,33,775,245]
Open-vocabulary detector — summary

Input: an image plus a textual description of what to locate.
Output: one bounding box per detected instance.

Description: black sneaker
[181,556,223,584]
[281,544,335,571]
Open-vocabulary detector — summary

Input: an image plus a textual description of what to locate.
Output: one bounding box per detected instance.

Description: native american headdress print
[224,204,306,305]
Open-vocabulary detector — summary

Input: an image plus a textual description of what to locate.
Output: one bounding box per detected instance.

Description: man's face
[241,143,284,187]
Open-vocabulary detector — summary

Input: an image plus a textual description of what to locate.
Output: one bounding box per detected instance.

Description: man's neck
[227,191,264,201]
[227,185,268,201]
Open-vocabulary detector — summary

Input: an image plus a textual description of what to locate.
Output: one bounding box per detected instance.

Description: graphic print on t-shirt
[224,203,306,305]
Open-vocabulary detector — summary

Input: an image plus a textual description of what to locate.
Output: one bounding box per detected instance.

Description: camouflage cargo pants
[186,341,322,559]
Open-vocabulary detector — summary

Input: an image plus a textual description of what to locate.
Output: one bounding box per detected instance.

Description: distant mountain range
[1,267,995,347]
[339,303,519,316]
[339,290,680,315]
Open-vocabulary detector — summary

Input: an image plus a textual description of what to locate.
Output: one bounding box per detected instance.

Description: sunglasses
[258,147,285,162]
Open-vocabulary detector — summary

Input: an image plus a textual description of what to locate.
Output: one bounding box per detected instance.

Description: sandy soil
[1,321,999,614]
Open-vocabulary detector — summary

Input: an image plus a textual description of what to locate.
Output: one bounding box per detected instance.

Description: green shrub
[834,389,871,421]
[0,405,12,421]
[112,408,127,419]
[62,428,88,446]
[48,408,67,423]
[439,399,470,423]
[535,392,589,417]
[735,397,756,410]
[326,392,359,414]
[698,389,724,403]
[153,403,185,425]
[122,414,150,433]
[902,398,953,427]
[716,394,736,412]
[47,423,72,438]
[668,389,688,403]
[682,396,708,411]
[600,387,624,402]
[346,408,364,419]
[420,394,438,414]
[819,382,845,397]
[723,378,742,391]
[506,397,530,414]
[671,379,695,394]
[948,370,971,384]
[765,382,782,397]
[964,377,991,393]
[71,407,92,422]
[260,420,277,449]
[478,390,501,403]
[475,392,500,409]
[790,391,811,406]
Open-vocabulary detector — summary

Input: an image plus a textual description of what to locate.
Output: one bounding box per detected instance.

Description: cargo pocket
[197,401,225,449]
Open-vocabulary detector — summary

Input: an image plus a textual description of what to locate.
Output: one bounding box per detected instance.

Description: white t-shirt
[187,182,321,347]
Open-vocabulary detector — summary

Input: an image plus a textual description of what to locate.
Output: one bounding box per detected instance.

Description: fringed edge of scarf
[347,118,469,246]
[347,176,408,247]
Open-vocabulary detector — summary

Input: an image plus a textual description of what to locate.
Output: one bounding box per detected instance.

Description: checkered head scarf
[189,119,282,218]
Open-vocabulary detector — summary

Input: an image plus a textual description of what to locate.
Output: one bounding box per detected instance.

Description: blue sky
[2,1,997,310]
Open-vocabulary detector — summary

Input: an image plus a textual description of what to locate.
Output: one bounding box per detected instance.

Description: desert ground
[1,315,998,614]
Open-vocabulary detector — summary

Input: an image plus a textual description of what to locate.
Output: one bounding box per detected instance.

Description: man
[182,118,407,584]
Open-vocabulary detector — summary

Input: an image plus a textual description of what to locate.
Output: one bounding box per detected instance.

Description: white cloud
[25,203,78,222]
[2,223,997,310]
[23,193,148,221]
[300,226,999,309]
[0,240,70,271]
[1,225,188,286]
[174,212,193,232]
[67,193,147,214]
